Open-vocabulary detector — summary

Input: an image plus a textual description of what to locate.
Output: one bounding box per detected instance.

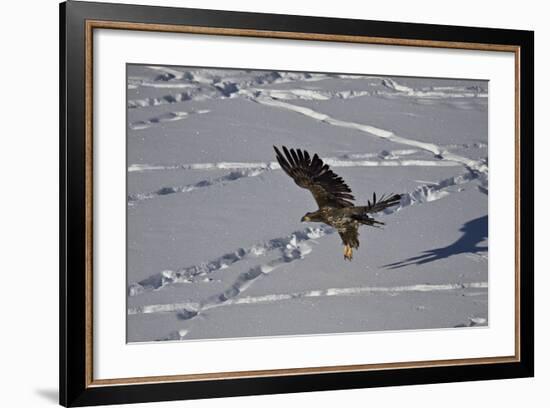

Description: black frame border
[60,1,534,406]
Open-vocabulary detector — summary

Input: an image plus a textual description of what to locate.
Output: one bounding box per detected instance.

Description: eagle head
[301,213,313,222]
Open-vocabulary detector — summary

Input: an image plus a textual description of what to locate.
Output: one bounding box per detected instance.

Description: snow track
[128,167,483,314]
[127,168,266,205]
[128,67,486,108]
[129,109,209,130]
[127,149,462,205]
[250,96,487,174]
[128,226,332,296]
[128,149,457,173]
[128,282,488,316]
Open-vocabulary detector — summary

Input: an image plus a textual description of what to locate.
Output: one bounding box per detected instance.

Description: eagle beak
[301,215,311,222]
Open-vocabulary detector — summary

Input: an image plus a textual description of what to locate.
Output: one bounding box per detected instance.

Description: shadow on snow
[383,215,488,269]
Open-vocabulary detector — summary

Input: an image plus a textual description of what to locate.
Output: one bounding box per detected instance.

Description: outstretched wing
[363,192,401,213]
[274,146,354,208]
[338,225,360,249]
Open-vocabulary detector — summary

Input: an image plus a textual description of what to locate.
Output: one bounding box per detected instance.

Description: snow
[126,65,488,343]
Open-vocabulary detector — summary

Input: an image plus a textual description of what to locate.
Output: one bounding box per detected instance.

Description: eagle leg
[344,245,353,261]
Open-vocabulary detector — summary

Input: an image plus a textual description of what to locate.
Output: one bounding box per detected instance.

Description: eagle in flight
[274,146,401,261]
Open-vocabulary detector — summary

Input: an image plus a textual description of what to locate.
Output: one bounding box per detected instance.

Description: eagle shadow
[383,215,488,269]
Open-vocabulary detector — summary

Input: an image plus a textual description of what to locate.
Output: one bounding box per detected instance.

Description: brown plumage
[274,146,401,260]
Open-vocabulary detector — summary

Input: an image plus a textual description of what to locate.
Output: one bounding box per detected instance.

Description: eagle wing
[274,146,355,208]
[363,192,402,213]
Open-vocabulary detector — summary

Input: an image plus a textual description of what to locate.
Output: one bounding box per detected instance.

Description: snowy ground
[126,65,488,343]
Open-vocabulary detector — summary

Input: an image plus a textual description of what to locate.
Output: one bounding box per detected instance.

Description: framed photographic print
[59,1,534,406]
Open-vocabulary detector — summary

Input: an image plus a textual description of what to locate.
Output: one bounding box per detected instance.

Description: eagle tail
[354,214,385,227]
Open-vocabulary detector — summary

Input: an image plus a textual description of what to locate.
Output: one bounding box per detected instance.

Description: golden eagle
[274,146,401,260]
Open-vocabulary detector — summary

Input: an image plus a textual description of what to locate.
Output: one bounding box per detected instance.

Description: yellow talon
[344,245,353,261]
